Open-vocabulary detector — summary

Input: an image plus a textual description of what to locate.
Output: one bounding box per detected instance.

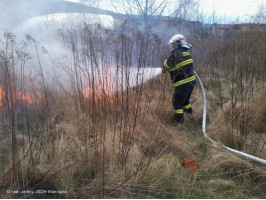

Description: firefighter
[162,34,196,125]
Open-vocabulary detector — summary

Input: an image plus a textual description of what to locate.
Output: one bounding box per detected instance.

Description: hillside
[0,24,265,198]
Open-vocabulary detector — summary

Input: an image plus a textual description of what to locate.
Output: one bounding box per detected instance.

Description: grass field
[0,25,265,198]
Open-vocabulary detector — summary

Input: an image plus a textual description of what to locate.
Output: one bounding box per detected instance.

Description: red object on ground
[181,158,199,172]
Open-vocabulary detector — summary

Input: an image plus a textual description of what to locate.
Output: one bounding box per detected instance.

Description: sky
[199,0,264,22]
[66,0,265,23]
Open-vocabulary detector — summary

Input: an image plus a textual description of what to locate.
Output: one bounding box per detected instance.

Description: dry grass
[1,25,266,199]
[207,90,266,158]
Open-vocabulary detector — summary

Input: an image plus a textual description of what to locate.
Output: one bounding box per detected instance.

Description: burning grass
[2,73,265,198]
[0,85,43,106]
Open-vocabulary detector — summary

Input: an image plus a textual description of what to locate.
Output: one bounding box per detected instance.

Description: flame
[0,85,42,106]
[0,86,4,106]
[83,83,114,104]
[16,91,43,105]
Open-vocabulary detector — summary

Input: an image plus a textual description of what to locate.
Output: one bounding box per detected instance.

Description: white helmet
[168,34,192,49]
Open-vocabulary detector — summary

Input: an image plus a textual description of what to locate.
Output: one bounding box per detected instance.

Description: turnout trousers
[172,80,196,123]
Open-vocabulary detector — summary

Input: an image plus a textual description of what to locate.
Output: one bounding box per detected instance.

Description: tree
[252,2,266,24]
[107,0,199,31]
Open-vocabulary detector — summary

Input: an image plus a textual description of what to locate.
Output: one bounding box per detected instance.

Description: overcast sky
[200,0,264,21]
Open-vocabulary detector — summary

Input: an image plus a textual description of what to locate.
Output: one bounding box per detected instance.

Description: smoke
[0,0,117,91]
[0,0,163,96]
[0,0,115,32]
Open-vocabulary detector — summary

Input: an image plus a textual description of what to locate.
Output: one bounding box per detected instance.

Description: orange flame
[83,83,114,104]
[0,85,42,106]
[16,91,43,105]
[0,86,4,106]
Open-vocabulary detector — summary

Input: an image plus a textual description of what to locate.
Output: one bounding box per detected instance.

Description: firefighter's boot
[173,114,184,126]
[184,108,193,114]
[183,104,193,114]
[173,109,184,126]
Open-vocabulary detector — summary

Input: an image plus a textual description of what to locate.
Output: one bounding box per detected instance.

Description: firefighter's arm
[162,59,170,73]
[162,53,175,73]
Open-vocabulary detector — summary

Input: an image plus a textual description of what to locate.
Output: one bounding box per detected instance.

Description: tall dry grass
[0,23,186,198]
[194,29,266,158]
[0,21,265,199]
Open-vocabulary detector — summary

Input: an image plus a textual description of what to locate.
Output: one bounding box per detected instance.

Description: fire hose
[193,70,266,166]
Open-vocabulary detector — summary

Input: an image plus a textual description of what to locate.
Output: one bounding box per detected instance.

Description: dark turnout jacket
[162,47,196,87]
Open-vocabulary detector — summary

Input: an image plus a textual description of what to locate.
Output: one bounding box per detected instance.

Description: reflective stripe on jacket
[172,75,196,87]
[162,47,195,87]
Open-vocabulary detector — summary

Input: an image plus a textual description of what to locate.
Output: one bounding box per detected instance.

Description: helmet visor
[181,42,192,49]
